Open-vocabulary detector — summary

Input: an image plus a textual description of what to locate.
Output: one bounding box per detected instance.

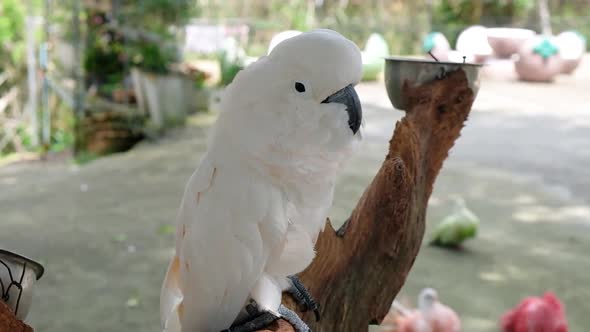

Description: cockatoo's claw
[221,306,279,332]
[278,304,312,332]
[287,275,321,321]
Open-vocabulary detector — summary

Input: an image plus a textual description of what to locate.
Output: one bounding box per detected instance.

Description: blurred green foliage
[117,0,197,36]
[84,11,127,98]
[549,1,590,41]
[0,0,26,82]
[0,0,28,157]
[128,41,177,74]
[432,0,535,46]
[0,0,24,39]
[218,54,243,87]
[197,0,589,56]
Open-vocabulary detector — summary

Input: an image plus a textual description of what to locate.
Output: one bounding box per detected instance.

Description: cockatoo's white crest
[267,29,362,102]
[267,30,302,54]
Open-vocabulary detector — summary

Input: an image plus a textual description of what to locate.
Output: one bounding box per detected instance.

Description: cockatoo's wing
[264,223,316,278]
[160,156,289,332]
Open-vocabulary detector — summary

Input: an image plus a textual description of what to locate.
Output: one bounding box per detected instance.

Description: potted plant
[116,0,196,131]
[129,40,194,130]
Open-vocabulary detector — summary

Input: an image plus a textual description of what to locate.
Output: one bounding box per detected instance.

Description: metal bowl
[384,57,482,111]
[0,249,44,320]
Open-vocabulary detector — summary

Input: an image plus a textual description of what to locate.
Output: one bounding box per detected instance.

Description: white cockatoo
[160,29,363,332]
[267,30,303,54]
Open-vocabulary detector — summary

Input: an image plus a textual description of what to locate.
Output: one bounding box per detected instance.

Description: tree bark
[256,69,477,331]
[0,301,34,332]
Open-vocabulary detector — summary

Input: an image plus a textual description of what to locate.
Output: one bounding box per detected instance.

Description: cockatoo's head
[213,29,363,176]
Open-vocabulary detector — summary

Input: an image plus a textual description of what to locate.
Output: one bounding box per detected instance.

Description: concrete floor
[1,59,589,331]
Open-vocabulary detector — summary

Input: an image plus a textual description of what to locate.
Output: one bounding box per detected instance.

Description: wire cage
[0,249,44,320]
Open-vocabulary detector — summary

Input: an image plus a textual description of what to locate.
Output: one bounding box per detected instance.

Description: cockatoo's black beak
[322,84,362,134]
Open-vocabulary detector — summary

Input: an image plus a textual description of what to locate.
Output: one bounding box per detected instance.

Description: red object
[501,292,568,332]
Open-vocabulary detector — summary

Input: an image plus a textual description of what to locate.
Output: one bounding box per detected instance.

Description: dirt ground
[1,57,589,331]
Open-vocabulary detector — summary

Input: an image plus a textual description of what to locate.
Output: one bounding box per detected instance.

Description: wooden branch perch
[0,301,33,332]
[257,70,476,331]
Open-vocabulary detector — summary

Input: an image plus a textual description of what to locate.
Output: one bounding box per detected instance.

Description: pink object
[487,28,536,58]
[381,309,431,332]
[456,25,493,63]
[560,57,583,75]
[514,36,563,82]
[381,289,461,332]
[554,31,586,74]
[396,311,432,332]
[501,292,568,332]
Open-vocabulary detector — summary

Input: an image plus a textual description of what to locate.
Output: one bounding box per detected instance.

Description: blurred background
[0,0,589,331]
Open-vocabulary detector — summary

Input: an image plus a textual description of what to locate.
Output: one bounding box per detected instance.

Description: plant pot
[190,88,212,113]
[514,37,563,82]
[455,26,493,63]
[554,31,586,74]
[131,68,190,130]
[131,68,147,115]
[560,58,583,75]
[487,28,536,58]
[422,32,451,62]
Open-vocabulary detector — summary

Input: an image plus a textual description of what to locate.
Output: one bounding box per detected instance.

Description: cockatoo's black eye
[295,82,306,93]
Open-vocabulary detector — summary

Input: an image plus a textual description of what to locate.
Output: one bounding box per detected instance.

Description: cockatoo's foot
[221,303,279,332]
[221,303,311,332]
[287,275,320,321]
[278,304,312,332]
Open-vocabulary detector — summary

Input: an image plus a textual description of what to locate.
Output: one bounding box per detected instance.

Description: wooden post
[25,0,39,148]
[255,69,477,331]
[538,0,552,36]
[40,0,51,149]
[72,0,86,155]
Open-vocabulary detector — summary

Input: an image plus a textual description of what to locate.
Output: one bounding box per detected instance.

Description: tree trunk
[256,69,477,331]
